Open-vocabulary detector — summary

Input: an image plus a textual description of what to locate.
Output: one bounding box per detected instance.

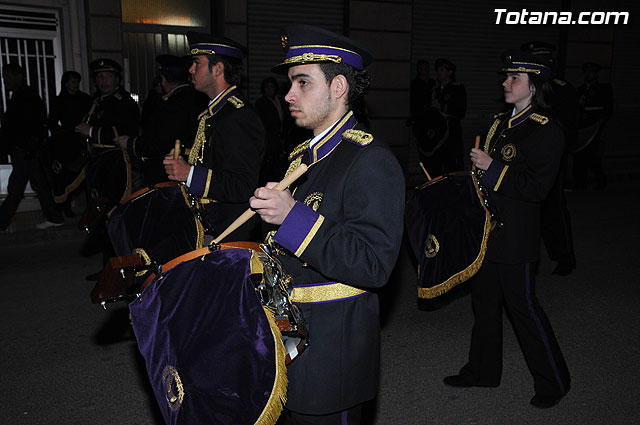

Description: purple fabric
[187,166,210,197]
[481,159,507,191]
[129,248,277,424]
[274,201,319,255]
[311,114,357,161]
[107,184,198,268]
[285,46,363,69]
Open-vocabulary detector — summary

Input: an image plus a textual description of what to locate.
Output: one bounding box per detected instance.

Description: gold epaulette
[287,139,310,162]
[227,96,244,109]
[553,78,567,87]
[342,129,373,146]
[529,113,549,125]
[114,92,123,100]
[493,111,510,119]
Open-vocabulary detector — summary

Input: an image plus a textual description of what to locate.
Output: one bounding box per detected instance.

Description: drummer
[114,55,202,186]
[445,50,571,408]
[163,32,265,242]
[249,24,405,424]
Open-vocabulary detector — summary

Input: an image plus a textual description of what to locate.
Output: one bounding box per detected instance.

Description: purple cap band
[283,45,363,70]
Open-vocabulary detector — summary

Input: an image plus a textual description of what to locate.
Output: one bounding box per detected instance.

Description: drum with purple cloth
[129,242,307,424]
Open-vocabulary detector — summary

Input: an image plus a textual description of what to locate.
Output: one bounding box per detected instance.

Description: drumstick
[471,135,481,172]
[112,126,119,138]
[212,163,309,244]
[173,140,181,159]
[419,162,432,181]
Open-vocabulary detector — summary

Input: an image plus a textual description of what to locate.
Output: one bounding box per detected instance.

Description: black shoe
[85,270,103,281]
[552,262,575,276]
[530,394,564,408]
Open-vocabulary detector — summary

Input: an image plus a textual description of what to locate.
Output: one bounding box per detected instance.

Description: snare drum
[130,242,307,424]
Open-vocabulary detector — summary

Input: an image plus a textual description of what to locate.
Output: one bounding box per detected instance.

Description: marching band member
[445,50,571,408]
[250,24,405,424]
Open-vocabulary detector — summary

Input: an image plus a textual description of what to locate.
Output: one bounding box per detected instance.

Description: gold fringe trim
[417,175,491,299]
[53,166,86,203]
[255,305,288,425]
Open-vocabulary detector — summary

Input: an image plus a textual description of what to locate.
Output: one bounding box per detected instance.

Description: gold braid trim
[53,167,86,203]
[189,111,211,165]
[342,129,373,146]
[284,52,343,65]
[227,96,244,108]
[134,248,152,277]
[254,305,287,425]
[529,113,549,125]
[287,139,311,162]
[284,157,303,179]
[417,175,491,299]
[484,119,501,153]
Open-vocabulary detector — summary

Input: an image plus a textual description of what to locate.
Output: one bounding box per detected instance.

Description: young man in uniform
[163,32,265,241]
[250,24,405,425]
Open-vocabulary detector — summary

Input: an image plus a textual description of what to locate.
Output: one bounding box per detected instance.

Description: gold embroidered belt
[290,282,367,304]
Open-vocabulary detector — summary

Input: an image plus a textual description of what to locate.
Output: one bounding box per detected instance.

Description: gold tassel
[255,306,288,425]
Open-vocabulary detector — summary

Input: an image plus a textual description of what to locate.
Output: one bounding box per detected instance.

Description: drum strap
[290,282,367,304]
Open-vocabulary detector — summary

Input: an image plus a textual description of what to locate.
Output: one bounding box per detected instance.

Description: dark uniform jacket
[127,84,201,185]
[0,83,46,155]
[577,80,614,128]
[272,111,405,414]
[479,106,564,264]
[86,86,139,146]
[48,90,92,133]
[187,85,265,240]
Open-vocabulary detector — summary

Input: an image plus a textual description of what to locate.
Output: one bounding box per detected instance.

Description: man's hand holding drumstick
[249,165,308,226]
[163,140,191,181]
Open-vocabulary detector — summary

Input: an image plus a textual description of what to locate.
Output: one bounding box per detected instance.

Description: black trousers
[0,147,63,229]
[460,261,570,397]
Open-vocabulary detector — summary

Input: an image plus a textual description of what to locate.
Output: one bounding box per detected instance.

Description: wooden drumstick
[173,140,181,159]
[471,135,481,172]
[419,162,432,181]
[212,164,309,244]
[112,126,119,138]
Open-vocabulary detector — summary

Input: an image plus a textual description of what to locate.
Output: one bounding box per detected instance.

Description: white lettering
[543,11,558,24]
[506,12,520,24]
[494,8,506,24]
[608,12,629,24]
[558,12,572,24]
[591,12,606,24]
[529,11,543,24]
[520,9,529,24]
[578,12,590,24]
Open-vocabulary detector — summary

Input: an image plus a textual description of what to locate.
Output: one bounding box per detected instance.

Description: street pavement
[1,177,639,425]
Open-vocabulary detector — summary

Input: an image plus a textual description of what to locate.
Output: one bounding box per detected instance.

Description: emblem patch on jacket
[501,143,517,161]
[304,192,323,211]
[425,234,440,258]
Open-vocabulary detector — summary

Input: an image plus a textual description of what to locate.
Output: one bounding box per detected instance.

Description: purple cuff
[274,201,323,257]
[188,165,213,197]
[481,160,509,192]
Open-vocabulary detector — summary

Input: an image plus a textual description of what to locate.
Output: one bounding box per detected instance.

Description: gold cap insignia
[425,234,440,258]
[501,143,516,161]
[281,34,288,50]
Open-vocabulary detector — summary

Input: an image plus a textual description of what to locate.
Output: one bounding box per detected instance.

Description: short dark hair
[61,70,81,86]
[204,54,242,86]
[3,63,25,78]
[160,67,189,84]
[317,62,371,111]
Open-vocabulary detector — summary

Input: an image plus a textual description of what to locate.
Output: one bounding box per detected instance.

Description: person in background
[445,50,571,409]
[255,76,288,185]
[0,63,64,231]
